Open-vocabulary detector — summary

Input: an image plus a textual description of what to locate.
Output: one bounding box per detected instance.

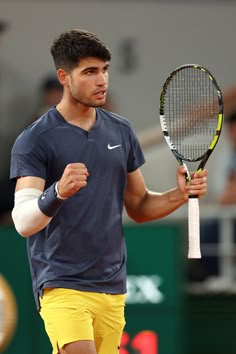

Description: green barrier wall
[185,294,236,354]
[0,224,184,354]
[0,226,51,354]
[122,224,185,354]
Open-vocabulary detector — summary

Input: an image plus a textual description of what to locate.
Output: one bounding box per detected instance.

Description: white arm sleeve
[12,188,52,237]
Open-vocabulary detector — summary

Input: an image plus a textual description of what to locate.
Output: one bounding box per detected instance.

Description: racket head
[159,64,224,168]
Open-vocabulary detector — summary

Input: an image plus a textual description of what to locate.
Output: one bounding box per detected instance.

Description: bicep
[15,176,45,192]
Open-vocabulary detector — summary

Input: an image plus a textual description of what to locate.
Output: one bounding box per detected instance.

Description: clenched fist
[57,163,89,198]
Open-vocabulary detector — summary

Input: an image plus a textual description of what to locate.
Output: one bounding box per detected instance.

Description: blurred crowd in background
[0,19,64,224]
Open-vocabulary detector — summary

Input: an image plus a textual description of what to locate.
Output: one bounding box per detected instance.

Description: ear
[57,69,69,87]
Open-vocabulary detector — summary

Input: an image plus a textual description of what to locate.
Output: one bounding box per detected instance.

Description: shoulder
[98,108,132,129]
[12,108,61,154]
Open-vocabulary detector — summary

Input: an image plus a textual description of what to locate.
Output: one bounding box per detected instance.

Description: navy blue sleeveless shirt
[10,107,145,309]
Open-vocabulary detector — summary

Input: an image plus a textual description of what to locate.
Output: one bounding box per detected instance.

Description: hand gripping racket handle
[188,197,201,258]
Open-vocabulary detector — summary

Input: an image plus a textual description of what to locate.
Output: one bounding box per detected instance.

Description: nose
[97,71,108,86]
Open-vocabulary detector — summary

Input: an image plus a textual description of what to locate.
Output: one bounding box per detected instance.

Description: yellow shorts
[39,288,126,354]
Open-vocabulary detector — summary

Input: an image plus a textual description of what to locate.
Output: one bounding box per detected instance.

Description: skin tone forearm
[128,188,187,223]
[125,165,208,223]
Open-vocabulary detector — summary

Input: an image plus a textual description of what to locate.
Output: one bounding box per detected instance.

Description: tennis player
[10,29,208,354]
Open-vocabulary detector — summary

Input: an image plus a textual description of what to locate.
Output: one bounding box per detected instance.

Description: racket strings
[165,67,220,160]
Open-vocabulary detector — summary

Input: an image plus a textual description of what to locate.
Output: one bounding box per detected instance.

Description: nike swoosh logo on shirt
[107,144,122,150]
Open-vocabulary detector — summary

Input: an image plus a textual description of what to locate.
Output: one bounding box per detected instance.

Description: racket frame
[159,64,224,258]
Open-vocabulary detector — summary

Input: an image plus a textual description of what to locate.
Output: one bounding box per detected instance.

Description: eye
[103,66,109,73]
[85,69,97,75]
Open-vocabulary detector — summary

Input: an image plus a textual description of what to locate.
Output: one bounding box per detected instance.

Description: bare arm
[15,176,45,191]
[124,165,208,223]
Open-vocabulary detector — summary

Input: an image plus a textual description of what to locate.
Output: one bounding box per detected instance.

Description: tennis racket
[159,64,224,258]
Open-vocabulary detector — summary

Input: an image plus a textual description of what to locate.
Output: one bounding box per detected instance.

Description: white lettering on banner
[126,275,164,304]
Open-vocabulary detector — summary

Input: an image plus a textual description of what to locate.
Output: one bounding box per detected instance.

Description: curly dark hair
[50,29,112,71]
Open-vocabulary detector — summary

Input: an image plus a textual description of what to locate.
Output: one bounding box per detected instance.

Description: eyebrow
[81,63,110,73]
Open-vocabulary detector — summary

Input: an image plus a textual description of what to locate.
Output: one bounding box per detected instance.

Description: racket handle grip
[188,197,201,259]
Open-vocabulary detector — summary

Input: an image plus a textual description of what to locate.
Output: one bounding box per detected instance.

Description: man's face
[65,57,109,108]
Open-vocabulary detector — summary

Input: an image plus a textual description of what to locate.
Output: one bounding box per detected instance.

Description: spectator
[0,20,13,224]
[0,19,36,224]
[216,111,236,204]
[33,75,63,121]
[0,19,8,38]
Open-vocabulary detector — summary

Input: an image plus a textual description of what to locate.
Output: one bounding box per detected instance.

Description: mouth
[94,89,107,99]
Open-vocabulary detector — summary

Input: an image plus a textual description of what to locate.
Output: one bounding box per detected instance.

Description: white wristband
[55,182,67,200]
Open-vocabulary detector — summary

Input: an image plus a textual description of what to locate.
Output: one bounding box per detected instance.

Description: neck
[56,101,97,131]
